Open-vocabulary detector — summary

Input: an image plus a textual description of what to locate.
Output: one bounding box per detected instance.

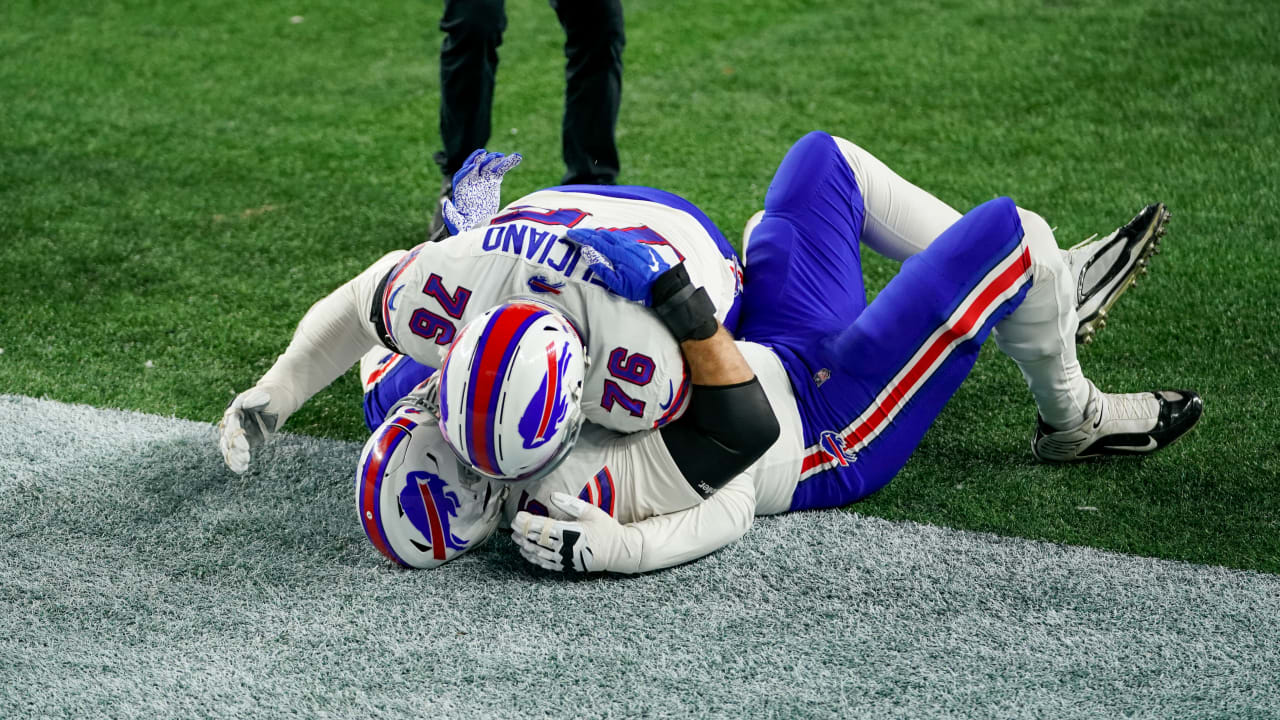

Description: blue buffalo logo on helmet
[518,339,574,449]
[399,469,471,556]
[437,300,587,483]
[819,430,857,466]
[356,405,505,570]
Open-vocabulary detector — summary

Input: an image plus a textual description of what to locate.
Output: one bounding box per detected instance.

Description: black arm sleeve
[368,267,402,355]
[659,377,781,498]
[650,263,718,342]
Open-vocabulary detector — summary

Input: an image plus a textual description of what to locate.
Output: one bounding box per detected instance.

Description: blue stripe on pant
[737,131,1032,511]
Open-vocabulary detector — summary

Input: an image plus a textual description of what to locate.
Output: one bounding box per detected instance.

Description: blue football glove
[564,228,672,305]
[441,149,523,235]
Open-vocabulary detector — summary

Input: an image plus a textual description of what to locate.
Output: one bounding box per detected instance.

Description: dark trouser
[435,0,624,185]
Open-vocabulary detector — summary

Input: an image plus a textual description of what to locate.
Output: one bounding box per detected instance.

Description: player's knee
[960,196,1026,263]
[1016,206,1070,277]
[796,129,836,148]
[974,196,1021,233]
[764,131,843,210]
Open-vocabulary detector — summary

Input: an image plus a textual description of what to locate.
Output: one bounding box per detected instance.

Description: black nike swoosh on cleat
[1084,432,1160,456]
[1100,438,1157,452]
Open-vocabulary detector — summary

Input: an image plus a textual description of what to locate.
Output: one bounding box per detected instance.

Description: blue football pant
[737,131,1034,510]
[827,135,1091,430]
[360,351,436,432]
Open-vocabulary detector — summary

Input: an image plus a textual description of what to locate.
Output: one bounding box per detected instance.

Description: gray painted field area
[2,395,1275,719]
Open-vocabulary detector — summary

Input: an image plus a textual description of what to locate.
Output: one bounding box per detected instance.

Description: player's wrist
[247,380,299,430]
[650,264,718,342]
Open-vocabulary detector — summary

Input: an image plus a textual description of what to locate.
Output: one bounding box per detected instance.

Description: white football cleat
[1067,203,1169,345]
[1032,382,1203,462]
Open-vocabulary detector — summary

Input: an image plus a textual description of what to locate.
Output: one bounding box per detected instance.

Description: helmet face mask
[356,404,507,569]
[437,301,588,483]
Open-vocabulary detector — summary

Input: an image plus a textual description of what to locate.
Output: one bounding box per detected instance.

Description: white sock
[992,209,1093,429]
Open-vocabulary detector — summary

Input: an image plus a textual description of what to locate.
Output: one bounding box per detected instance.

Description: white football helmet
[437,300,587,482]
[355,391,507,569]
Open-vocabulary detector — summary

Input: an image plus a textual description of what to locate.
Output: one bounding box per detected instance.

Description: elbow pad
[660,377,781,498]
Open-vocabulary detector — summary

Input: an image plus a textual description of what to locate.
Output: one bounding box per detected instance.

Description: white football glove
[217,387,281,474]
[511,492,640,574]
[441,149,523,235]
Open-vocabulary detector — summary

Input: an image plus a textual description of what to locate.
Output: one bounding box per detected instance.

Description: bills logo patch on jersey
[527,275,565,294]
[819,430,857,466]
[400,470,471,560]
[518,340,573,449]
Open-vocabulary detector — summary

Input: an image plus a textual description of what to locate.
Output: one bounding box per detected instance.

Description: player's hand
[442,148,523,235]
[217,387,281,474]
[512,492,631,573]
[564,228,672,305]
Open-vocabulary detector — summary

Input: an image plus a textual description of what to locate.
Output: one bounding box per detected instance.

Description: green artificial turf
[3,0,1278,571]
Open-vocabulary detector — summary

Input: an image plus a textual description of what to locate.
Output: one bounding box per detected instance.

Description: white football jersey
[376,189,741,435]
[504,341,806,560]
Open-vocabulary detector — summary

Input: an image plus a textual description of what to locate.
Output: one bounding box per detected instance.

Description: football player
[356,131,1201,573]
[220,149,779,498]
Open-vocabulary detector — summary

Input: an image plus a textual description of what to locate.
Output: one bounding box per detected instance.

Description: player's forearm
[255,252,401,425]
[618,475,756,573]
[679,325,753,386]
[655,272,780,498]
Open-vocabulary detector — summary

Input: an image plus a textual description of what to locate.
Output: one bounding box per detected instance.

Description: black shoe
[1032,383,1203,462]
[427,177,451,242]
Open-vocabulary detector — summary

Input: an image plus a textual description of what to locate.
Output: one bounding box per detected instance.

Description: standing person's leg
[437,0,506,176]
[431,0,507,238]
[549,0,624,185]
